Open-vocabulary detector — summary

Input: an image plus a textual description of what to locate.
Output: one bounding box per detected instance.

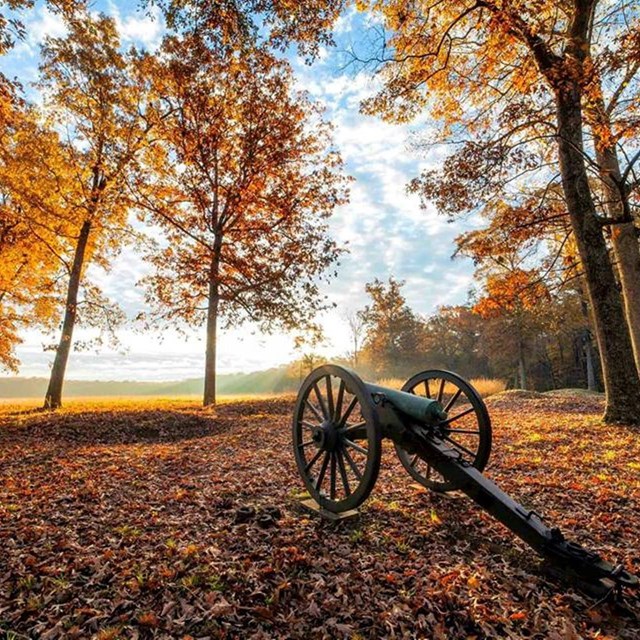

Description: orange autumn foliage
[474,270,550,319]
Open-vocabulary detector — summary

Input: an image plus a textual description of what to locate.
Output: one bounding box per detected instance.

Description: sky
[1,2,481,382]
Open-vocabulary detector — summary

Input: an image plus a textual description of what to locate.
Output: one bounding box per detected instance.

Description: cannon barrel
[365,383,448,424]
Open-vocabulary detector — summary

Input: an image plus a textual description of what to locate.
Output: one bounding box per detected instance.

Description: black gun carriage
[292,364,638,596]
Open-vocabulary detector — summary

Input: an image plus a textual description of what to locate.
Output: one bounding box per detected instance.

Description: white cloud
[26,5,67,46]
[110,3,165,51]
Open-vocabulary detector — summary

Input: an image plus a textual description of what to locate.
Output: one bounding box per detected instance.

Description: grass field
[0,392,638,639]
[376,377,507,397]
[0,392,294,409]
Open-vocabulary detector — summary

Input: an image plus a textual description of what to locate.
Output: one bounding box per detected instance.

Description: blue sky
[2,2,480,381]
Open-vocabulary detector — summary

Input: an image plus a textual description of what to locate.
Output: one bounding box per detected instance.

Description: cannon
[292,364,638,595]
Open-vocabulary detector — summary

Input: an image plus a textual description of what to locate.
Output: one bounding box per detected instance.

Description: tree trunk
[583,329,597,392]
[203,242,221,407]
[518,345,527,390]
[544,343,558,389]
[588,93,640,373]
[43,219,92,409]
[353,334,359,367]
[577,286,598,392]
[555,84,640,422]
[594,144,640,372]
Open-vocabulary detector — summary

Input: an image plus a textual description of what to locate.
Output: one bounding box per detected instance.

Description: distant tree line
[339,276,600,393]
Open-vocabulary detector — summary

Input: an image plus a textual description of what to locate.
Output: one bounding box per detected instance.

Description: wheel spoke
[336,449,351,496]
[342,446,362,481]
[301,420,319,431]
[305,400,324,423]
[443,435,477,459]
[315,451,330,490]
[330,452,337,500]
[344,438,368,456]
[339,396,358,426]
[440,406,475,426]
[313,383,329,420]
[304,448,323,473]
[334,380,345,423]
[325,376,335,421]
[444,388,462,412]
[343,421,366,435]
[446,428,480,435]
[395,372,490,491]
[297,440,315,449]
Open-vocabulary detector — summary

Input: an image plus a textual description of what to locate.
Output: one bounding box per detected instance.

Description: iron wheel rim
[292,365,381,512]
[395,369,492,492]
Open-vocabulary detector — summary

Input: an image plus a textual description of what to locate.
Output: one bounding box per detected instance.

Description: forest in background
[0,270,600,399]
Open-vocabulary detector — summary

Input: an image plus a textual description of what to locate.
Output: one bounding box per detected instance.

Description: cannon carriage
[292,364,638,595]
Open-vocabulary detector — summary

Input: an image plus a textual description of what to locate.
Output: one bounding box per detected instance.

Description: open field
[375,378,507,398]
[0,393,639,639]
[0,394,295,410]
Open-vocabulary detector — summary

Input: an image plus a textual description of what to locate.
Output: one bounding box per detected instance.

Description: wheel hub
[312,420,339,451]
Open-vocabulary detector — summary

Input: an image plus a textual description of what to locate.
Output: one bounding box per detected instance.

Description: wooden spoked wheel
[292,365,382,513]
[395,370,492,493]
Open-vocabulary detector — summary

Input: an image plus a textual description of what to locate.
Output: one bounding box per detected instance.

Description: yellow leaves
[409,482,429,494]
[467,574,480,589]
[182,543,200,558]
[137,611,160,628]
[474,269,550,319]
[360,0,537,127]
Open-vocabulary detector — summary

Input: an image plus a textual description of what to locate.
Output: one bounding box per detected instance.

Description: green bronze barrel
[365,383,448,424]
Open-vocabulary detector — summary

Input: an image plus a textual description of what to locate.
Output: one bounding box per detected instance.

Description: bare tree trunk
[577,287,598,392]
[555,84,640,422]
[556,337,566,386]
[583,329,597,392]
[518,342,527,390]
[203,241,221,407]
[544,343,558,389]
[43,219,92,409]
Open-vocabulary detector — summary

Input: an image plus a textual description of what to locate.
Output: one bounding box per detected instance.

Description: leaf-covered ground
[0,393,639,639]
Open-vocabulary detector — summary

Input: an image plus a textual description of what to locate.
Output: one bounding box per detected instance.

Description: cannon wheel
[292,365,382,513]
[395,370,492,493]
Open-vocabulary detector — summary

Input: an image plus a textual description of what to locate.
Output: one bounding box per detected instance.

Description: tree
[37,10,151,408]
[343,308,366,367]
[0,1,83,55]
[0,89,73,371]
[584,33,640,370]
[473,270,550,389]
[153,0,345,58]
[359,277,425,377]
[422,305,490,379]
[134,36,348,406]
[357,0,640,423]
